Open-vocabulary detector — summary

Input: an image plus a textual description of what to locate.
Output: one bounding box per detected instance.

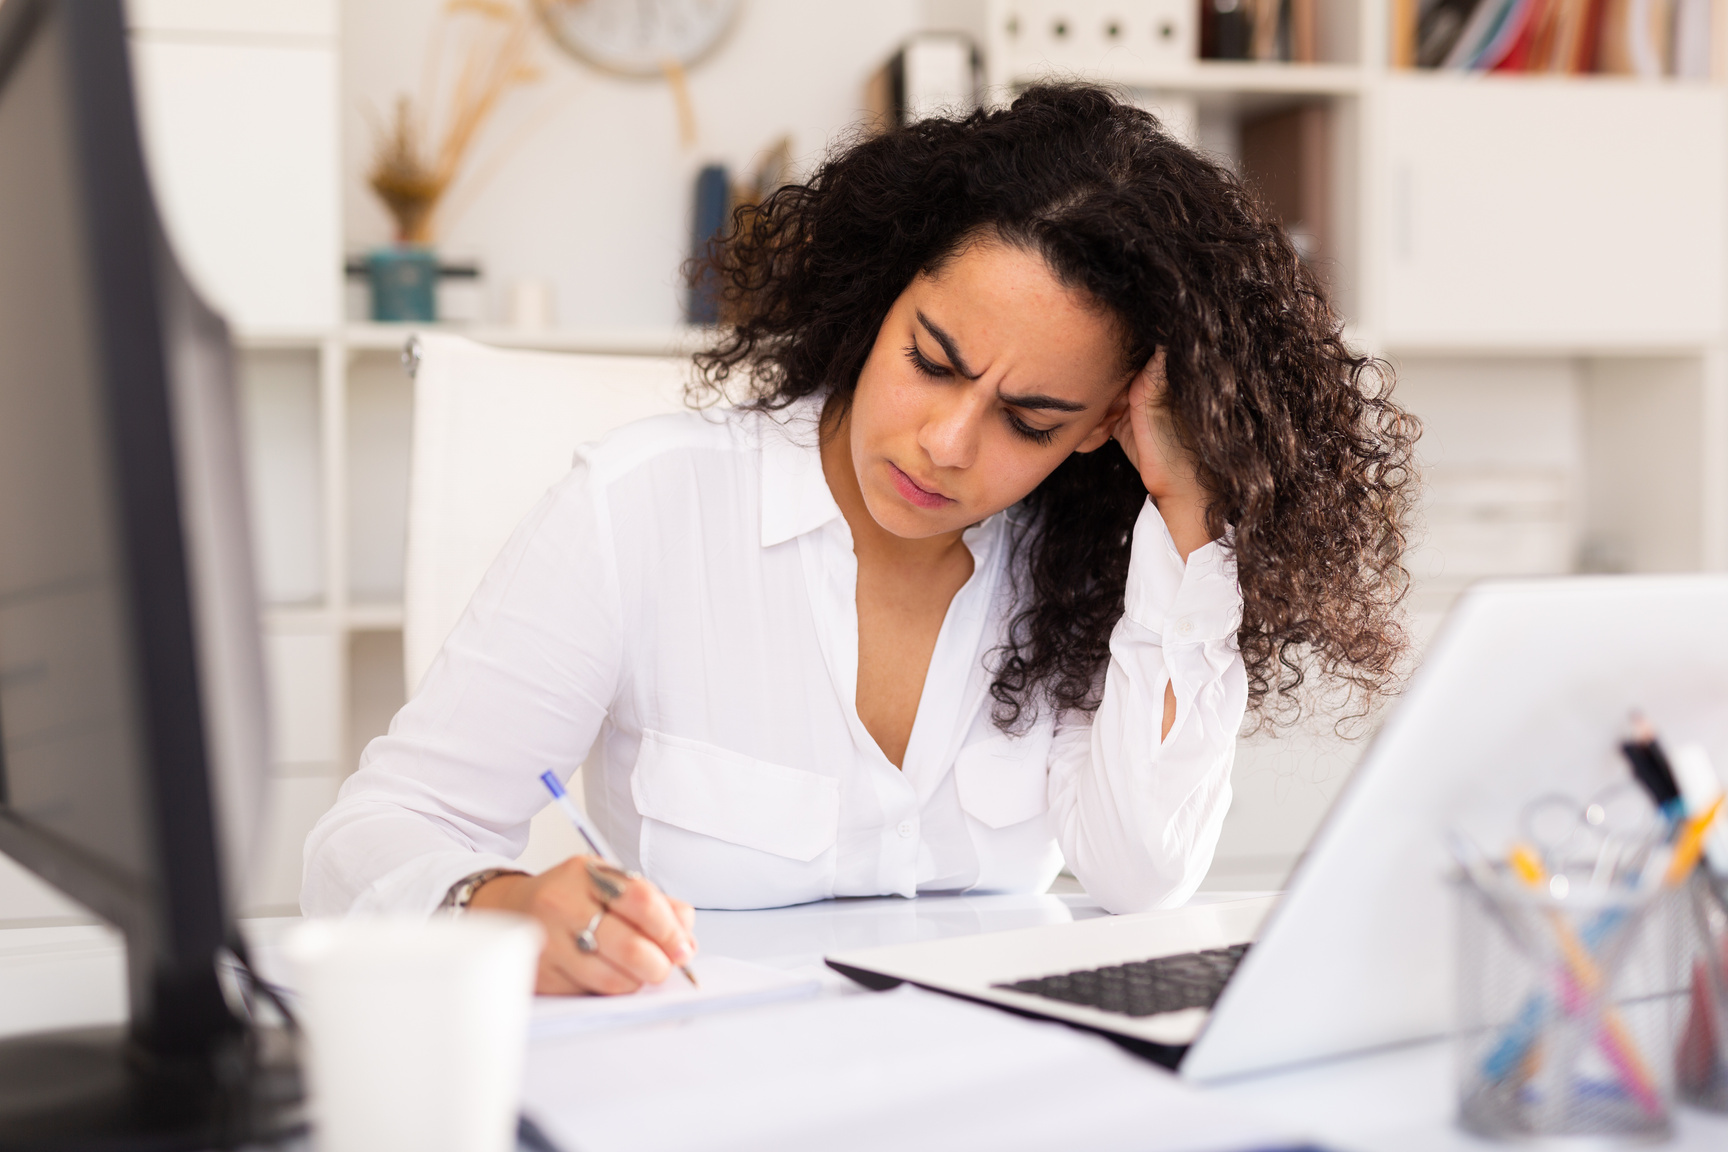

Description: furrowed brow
[915,312,982,380]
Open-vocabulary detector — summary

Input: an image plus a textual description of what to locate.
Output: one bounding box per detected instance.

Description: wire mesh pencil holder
[1455,868,1682,1142]
[1677,871,1728,1110]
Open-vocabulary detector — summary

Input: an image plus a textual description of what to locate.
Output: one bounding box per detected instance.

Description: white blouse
[302,400,1247,917]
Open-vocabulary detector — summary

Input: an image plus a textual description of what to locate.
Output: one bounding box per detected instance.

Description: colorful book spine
[1400,0,1710,74]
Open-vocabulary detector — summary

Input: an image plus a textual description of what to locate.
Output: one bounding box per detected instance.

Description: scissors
[1518,782,1661,891]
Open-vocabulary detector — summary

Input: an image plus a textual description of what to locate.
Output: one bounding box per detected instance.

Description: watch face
[535,0,742,76]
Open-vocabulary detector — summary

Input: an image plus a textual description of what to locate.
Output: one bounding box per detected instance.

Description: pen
[1670,743,1728,876]
[1620,712,1685,832]
[539,771,698,987]
[1664,796,1724,887]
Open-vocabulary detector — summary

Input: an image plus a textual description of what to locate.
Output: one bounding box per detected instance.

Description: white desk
[8,895,1728,1152]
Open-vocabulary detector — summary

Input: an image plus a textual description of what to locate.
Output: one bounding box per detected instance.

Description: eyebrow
[916,312,981,379]
[914,311,1090,414]
[998,389,1088,413]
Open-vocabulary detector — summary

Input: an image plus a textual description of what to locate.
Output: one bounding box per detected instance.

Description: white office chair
[402,332,691,869]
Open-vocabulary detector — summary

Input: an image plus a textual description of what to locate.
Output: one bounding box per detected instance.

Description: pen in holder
[1677,871,1728,1109]
[1454,863,1681,1142]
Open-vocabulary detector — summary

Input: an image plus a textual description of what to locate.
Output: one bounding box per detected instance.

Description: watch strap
[437,867,525,915]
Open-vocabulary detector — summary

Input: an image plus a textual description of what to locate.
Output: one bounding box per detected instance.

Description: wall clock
[533,0,741,77]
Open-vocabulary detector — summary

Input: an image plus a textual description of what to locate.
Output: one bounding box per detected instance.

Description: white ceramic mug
[285,913,544,1152]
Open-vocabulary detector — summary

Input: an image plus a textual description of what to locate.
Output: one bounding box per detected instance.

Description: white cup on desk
[285,914,544,1152]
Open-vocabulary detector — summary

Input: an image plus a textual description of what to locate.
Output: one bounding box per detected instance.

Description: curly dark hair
[691,82,1420,731]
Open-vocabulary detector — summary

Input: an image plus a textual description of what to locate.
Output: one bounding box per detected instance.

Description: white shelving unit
[231,325,699,913]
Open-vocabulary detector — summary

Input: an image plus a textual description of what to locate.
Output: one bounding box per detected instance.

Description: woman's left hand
[1112,349,1214,560]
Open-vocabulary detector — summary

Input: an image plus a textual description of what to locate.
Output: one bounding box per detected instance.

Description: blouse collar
[756,394,839,548]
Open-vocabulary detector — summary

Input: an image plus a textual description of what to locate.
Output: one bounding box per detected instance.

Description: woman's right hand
[469,856,697,995]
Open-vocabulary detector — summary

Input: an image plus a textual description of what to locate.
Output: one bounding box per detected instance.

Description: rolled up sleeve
[300,455,623,917]
[1047,498,1247,913]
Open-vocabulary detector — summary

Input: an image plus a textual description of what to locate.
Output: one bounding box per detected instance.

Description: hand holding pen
[465,775,698,996]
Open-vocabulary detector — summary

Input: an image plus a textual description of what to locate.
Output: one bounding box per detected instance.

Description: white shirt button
[896,820,915,839]
[1175,615,1196,637]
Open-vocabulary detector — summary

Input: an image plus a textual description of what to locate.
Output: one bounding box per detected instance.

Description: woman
[303,84,1418,996]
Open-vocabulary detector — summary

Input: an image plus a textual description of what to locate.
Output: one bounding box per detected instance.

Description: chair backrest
[403,333,691,697]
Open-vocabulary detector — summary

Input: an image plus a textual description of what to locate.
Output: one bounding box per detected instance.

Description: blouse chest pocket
[952,726,1055,830]
[630,729,838,909]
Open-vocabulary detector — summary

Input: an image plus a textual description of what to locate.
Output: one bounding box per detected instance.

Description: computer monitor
[0,0,300,1143]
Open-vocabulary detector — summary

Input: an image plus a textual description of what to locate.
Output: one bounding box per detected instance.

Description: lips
[888,462,954,510]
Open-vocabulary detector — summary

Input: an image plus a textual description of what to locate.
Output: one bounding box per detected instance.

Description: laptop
[827,575,1728,1081]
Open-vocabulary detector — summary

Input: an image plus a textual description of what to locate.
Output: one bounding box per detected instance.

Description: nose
[918,385,986,472]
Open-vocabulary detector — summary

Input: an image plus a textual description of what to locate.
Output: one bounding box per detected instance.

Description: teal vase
[368,245,438,322]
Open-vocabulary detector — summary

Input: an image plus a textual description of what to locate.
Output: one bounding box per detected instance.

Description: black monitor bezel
[0,0,235,1049]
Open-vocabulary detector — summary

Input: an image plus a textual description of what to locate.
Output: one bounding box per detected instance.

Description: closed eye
[904,341,951,378]
[906,340,1061,445]
[1005,410,1059,446]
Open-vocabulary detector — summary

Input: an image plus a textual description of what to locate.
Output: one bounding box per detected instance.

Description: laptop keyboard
[992,942,1249,1019]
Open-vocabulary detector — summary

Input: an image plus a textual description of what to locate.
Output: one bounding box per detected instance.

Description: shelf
[1007,60,1366,95]
[261,604,336,632]
[345,603,406,630]
[1378,334,1725,358]
[344,323,707,357]
[263,603,404,633]
[236,324,705,358]
[1383,69,1727,92]
[237,324,1725,363]
[234,327,337,350]
[999,61,1728,99]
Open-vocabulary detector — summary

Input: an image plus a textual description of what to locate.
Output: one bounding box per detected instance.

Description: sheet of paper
[529,955,822,1038]
[523,984,1306,1152]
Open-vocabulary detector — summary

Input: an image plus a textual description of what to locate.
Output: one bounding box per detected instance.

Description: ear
[1072,384,1132,454]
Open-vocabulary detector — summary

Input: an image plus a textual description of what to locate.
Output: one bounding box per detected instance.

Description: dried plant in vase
[363,0,547,319]
[367,0,543,243]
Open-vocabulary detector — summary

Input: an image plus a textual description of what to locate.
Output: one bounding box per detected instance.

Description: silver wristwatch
[437,868,524,915]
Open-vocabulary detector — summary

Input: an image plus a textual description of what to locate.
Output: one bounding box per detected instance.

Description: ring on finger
[585,859,627,905]
[575,910,603,954]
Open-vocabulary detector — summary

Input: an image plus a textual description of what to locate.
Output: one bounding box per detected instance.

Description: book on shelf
[1200,0,1318,61]
[1239,103,1331,273]
[1396,0,1719,75]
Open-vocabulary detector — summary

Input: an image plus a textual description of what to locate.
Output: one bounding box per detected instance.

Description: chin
[863,488,965,540]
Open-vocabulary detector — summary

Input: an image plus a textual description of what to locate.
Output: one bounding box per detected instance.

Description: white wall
[128,0,341,330]
[341,0,925,328]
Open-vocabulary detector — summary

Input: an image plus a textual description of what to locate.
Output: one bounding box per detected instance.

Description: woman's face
[846,236,1133,540]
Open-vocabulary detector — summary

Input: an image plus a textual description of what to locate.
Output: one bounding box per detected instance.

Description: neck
[819,399,969,570]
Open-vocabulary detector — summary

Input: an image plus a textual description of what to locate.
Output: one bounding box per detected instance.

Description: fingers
[503,855,698,996]
[1113,347,1169,471]
[602,868,698,969]
[539,916,644,996]
[511,865,628,995]
[541,905,687,994]
[1137,346,1169,397]
[670,897,697,936]
[1111,401,1140,467]
[593,910,675,985]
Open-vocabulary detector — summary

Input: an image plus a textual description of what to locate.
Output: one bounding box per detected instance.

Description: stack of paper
[529,955,823,1038]
[523,984,1305,1152]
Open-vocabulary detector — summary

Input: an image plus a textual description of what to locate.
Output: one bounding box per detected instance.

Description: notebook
[529,955,823,1038]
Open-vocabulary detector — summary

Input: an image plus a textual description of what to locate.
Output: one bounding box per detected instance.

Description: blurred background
[1,0,1721,924]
